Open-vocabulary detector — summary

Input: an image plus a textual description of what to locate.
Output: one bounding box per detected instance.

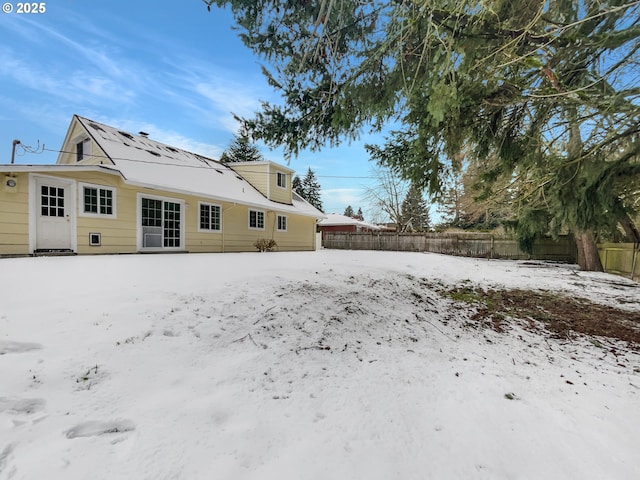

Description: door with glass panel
[35,177,74,251]
[140,197,182,249]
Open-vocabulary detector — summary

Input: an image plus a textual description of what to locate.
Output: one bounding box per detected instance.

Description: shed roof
[318,213,381,230]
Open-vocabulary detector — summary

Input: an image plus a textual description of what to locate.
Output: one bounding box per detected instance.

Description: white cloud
[160,57,270,134]
[18,16,125,78]
[0,47,134,104]
[322,188,365,212]
[154,131,224,160]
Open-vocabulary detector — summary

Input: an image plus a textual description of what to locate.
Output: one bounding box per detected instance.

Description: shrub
[254,238,277,252]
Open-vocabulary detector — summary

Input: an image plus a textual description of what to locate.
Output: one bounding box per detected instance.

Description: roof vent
[139,131,149,138]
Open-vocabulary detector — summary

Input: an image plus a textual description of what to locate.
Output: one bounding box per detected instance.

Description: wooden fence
[598,243,640,281]
[323,232,577,262]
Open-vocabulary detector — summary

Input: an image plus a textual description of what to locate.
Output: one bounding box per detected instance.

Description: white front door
[35,177,75,251]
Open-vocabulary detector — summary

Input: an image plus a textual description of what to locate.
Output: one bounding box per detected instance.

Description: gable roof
[318,213,381,230]
[57,116,323,218]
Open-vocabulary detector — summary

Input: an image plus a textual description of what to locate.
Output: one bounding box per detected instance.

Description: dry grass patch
[443,286,640,349]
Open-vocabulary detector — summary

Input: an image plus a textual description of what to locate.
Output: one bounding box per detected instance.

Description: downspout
[267,210,276,240]
[221,203,237,253]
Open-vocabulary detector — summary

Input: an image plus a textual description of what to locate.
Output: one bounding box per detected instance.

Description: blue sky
[0,0,388,216]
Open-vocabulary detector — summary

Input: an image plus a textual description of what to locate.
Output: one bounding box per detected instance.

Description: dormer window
[76,138,91,162]
[276,171,286,188]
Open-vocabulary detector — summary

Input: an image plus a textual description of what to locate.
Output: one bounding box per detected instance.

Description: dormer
[57,115,111,166]
[228,161,294,205]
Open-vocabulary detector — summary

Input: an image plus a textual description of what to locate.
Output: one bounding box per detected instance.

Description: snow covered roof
[230,160,295,173]
[318,213,381,230]
[57,116,323,218]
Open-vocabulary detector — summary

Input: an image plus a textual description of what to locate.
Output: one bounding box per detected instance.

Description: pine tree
[219,132,263,163]
[401,183,431,232]
[292,175,303,196]
[343,205,354,218]
[206,0,640,271]
[355,208,364,221]
[301,168,323,212]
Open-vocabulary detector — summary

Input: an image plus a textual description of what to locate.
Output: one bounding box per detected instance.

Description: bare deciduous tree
[363,165,408,229]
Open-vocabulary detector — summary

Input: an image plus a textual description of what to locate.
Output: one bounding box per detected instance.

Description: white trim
[78,182,117,219]
[197,201,222,233]
[136,192,185,252]
[266,167,271,199]
[28,174,77,254]
[248,209,265,230]
[276,214,288,232]
[89,233,101,246]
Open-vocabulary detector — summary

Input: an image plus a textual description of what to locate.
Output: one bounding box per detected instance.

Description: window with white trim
[199,203,221,231]
[276,171,287,188]
[80,183,115,217]
[76,138,91,162]
[139,195,183,249]
[277,214,287,231]
[249,209,265,229]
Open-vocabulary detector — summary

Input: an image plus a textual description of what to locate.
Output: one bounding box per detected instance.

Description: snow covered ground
[1,250,639,480]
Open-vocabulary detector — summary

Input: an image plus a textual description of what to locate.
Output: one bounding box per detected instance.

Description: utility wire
[39,147,375,179]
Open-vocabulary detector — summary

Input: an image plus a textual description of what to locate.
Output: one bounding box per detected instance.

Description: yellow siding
[269,166,292,204]
[272,214,316,251]
[229,164,269,198]
[0,170,316,255]
[57,119,110,166]
[230,163,294,205]
[0,173,30,255]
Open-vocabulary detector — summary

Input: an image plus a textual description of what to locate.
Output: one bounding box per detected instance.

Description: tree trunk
[618,213,640,244]
[575,230,604,272]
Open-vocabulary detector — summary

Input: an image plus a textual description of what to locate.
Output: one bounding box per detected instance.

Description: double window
[249,209,265,229]
[276,171,287,188]
[277,215,287,232]
[199,203,221,232]
[79,183,115,217]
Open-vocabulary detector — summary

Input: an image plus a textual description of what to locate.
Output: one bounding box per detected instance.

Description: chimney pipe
[11,139,20,164]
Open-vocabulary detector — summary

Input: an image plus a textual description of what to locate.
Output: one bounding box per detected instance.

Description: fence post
[490,235,494,259]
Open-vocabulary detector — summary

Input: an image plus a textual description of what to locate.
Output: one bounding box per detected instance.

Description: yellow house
[0,115,323,256]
